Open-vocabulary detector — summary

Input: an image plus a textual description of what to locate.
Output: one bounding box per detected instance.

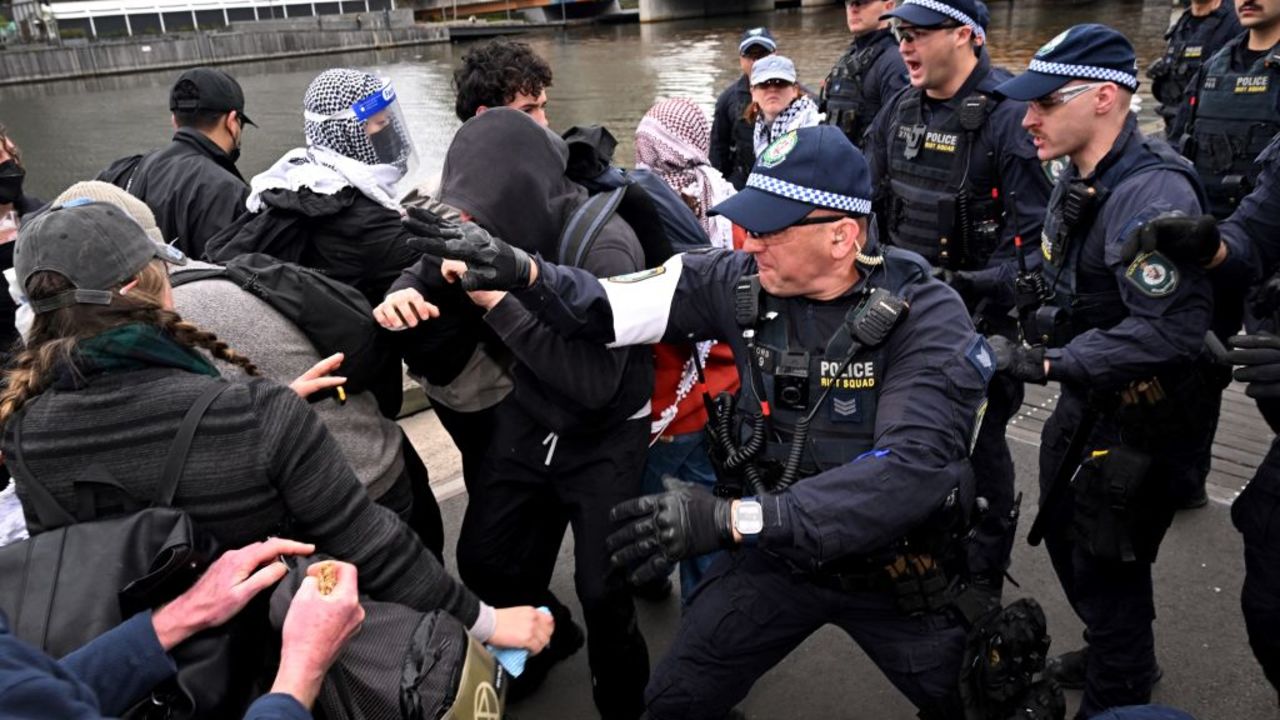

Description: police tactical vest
[1186,40,1280,217]
[1041,130,1205,340]
[735,248,929,478]
[822,30,894,147]
[1151,9,1231,108]
[885,83,1002,270]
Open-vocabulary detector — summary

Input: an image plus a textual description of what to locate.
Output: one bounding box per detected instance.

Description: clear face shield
[305,78,420,182]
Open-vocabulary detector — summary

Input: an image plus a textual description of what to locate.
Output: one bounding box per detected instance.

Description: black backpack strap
[8,412,76,528]
[559,187,627,268]
[156,381,232,507]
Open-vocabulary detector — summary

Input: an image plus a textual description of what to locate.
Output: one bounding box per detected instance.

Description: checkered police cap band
[1027,59,1139,91]
[901,0,986,41]
[746,173,873,215]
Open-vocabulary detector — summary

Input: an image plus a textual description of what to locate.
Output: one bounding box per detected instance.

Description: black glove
[606,477,735,585]
[1119,213,1221,267]
[1227,333,1280,399]
[402,206,533,291]
[987,335,1047,384]
[931,267,980,298]
[1248,272,1280,319]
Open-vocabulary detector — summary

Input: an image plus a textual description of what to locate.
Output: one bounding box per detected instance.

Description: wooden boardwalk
[1010,382,1273,504]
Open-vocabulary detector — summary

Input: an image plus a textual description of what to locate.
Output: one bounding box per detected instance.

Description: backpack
[170,254,394,399]
[0,382,260,719]
[959,598,1064,720]
[96,151,152,191]
[270,556,509,720]
[562,124,708,265]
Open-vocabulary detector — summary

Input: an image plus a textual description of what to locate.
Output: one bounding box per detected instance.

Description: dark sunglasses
[747,215,849,241]
[742,46,774,61]
[754,78,795,90]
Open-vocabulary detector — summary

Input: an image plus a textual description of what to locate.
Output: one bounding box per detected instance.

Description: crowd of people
[1,0,1280,718]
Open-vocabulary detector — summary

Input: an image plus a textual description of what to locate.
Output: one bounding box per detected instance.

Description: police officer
[408,125,993,719]
[1160,0,1280,508]
[711,27,777,190]
[1171,0,1280,219]
[1124,133,1280,699]
[820,0,909,148]
[988,25,1213,717]
[864,0,1053,601]
[1148,0,1242,135]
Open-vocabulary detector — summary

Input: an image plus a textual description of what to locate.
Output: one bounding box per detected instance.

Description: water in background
[2,0,1176,200]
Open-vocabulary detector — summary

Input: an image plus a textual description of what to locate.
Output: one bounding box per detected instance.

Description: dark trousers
[646,549,966,720]
[1038,389,1178,718]
[1233,438,1280,695]
[432,402,499,494]
[967,372,1025,580]
[456,399,650,720]
[373,431,445,561]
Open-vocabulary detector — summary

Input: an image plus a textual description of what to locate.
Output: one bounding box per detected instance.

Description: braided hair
[0,261,258,428]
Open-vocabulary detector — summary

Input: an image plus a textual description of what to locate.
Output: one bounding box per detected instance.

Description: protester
[1,201,552,664]
[395,108,652,717]
[746,55,820,157]
[632,97,740,602]
[100,68,253,259]
[452,37,554,125]
[0,541,363,719]
[712,26,778,188]
[0,124,41,365]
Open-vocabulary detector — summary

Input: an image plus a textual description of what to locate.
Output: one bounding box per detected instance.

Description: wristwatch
[734,497,764,543]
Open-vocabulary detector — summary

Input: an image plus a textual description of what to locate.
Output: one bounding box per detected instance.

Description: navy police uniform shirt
[820,27,909,148]
[1042,117,1213,387]
[1218,134,1280,283]
[508,248,990,571]
[864,52,1053,273]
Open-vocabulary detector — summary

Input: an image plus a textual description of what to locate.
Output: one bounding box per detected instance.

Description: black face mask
[370,128,407,168]
[0,160,25,206]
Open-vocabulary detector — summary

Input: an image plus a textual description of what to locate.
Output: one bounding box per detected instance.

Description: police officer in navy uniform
[1127,132,1280,700]
[711,27,778,190]
[406,125,993,719]
[820,0,909,148]
[988,25,1213,717]
[1148,0,1242,135]
[1160,0,1280,508]
[864,0,1053,603]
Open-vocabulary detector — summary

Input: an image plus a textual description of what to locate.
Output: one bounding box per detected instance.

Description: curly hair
[0,261,259,428]
[453,38,553,123]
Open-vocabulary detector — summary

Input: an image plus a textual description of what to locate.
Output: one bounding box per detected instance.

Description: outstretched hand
[606,477,735,586]
[1227,333,1280,399]
[403,206,533,291]
[1120,213,1221,267]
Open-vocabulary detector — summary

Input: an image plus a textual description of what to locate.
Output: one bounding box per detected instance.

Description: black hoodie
[399,108,653,434]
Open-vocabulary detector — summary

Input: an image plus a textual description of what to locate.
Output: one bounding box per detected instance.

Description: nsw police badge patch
[759,131,799,168]
[1125,251,1179,298]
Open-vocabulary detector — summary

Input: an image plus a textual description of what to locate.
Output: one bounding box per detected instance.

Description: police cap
[710,126,873,235]
[994,23,1140,101]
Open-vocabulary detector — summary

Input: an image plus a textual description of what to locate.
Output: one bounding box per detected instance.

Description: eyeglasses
[746,215,848,241]
[845,0,882,7]
[753,78,795,90]
[1031,82,1106,110]
[742,47,773,61]
[889,19,959,44]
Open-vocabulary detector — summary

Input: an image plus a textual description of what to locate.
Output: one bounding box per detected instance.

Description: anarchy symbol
[474,681,501,720]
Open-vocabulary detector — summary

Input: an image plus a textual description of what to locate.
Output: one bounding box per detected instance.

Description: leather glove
[606,476,735,585]
[987,335,1047,384]
[403,206,532,291]
[1119,212,1221,267]
[1248,273,1280,320]
[931,267,978,298]
[1227,333,1280,399]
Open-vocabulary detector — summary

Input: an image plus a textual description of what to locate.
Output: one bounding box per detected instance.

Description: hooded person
[204,68,423,308]
[389,107,653,718]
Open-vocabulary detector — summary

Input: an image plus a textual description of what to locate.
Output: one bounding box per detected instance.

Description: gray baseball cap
[15,199,187,314]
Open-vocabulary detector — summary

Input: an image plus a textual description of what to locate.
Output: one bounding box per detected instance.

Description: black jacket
[710,75,756,190]
[397,108,653,434]
[126,128,249,259]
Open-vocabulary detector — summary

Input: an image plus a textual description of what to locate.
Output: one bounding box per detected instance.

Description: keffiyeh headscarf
[753,94,821,157]
[303,68,411,172]
[634,98,735,249]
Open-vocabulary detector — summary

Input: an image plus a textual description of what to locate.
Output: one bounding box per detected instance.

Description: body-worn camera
[774,351,810,411]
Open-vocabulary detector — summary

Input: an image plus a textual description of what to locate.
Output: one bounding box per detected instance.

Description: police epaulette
[735,274,762,329]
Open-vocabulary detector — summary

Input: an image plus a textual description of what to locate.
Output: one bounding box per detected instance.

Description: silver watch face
[736,501,764,535]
